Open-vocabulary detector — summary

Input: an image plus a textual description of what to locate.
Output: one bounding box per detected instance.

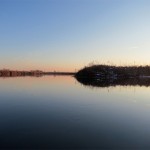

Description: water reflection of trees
[75,77,150,87]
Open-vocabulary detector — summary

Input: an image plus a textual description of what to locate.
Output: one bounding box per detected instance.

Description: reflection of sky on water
[0,76,150,148]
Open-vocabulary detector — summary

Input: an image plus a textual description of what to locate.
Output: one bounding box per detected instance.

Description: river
[0,76,150,149]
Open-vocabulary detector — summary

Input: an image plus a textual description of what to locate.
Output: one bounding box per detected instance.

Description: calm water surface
[0,76,150,149]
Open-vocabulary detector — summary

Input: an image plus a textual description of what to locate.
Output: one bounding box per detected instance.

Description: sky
[0,0,150,72]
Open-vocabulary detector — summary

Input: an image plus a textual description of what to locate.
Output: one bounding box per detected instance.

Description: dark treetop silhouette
[75,65,150,87]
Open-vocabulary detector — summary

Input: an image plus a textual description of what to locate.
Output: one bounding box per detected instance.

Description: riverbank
[75,65,150,87]
[75,65,150,79]
[0,69,75,77]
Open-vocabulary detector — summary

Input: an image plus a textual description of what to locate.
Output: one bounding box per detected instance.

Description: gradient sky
[0,0,150,71]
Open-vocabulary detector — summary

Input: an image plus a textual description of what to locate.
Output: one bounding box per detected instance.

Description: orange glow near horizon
[0,63,82,72]
[2,59,150,72]
[2,59,90,72]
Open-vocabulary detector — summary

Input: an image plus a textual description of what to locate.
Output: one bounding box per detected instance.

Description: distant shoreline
[0,69,75,77]
[44,72,75,76]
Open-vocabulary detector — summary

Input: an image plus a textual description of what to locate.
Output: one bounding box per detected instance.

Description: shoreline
[75,64,150,87]
[75,65,150,79]
[0,69,75,77]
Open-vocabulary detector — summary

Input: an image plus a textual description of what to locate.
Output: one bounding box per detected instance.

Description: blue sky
[0,0,150,71]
